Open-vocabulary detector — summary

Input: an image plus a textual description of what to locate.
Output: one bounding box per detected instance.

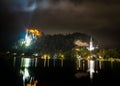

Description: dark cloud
[0,0,37,12]
[0,0,120,48]
[30,0,120,48]
[33,0,120,30]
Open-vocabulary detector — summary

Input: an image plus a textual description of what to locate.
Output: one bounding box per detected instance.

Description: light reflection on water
[12,57,120,86]
[88,60,95,80]
[75,59,99,81]
[13,57,38,86]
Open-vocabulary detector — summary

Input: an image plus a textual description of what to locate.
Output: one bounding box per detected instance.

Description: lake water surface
[0,57,120,86]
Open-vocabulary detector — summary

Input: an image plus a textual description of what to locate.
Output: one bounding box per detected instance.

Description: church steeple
[87,36,94,51]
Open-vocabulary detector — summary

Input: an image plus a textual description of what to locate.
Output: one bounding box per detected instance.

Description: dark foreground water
[0,56,120,86]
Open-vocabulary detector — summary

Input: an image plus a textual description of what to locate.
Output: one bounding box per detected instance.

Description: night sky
[0,0,120,49]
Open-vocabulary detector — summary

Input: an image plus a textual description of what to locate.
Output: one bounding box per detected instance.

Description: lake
[0,56,120,86]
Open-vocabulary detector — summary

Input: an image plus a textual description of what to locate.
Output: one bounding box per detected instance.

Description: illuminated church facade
[87,36,98,51]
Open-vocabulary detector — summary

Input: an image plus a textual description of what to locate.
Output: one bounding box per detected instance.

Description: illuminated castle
[25,28,42,46]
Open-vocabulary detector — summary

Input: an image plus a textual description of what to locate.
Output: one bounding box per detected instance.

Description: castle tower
[25,29,42,46]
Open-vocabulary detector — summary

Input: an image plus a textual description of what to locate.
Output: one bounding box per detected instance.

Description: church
[87,36,98,51]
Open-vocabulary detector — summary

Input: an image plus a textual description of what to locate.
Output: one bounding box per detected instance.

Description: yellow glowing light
[27,29,42,37]
[59,53,64,59]
[43,54,51,59]
[26,80,38,86]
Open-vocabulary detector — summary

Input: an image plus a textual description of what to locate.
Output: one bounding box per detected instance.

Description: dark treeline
[1,32,120,60]
[37,32,90,55]
[11,32,91,56]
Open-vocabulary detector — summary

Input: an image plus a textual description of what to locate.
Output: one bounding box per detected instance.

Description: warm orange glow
[27,29,42,37]
[26,80,38,86]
